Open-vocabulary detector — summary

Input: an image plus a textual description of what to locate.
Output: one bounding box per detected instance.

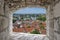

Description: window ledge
[9,32,49,40]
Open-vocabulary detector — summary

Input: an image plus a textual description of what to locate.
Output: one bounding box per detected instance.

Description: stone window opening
[8,7,49,40]
[9,7,47,35]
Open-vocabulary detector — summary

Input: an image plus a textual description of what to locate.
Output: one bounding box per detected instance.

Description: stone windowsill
[9,32,49,40]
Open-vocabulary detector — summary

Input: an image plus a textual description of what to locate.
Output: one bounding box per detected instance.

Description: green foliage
[42,16,46,21]
[39,23,42,25]
[27,25,30,28]
[13,16,18,23]
[39,25,45,30]
[13,18,17,23]
[36,15,46,21]
[21,17,23,20]
[30,29,40,34]
[32,14,35,17]
[13,20,16,23]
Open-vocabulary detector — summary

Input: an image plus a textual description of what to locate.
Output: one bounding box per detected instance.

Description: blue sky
[14,7,46,14]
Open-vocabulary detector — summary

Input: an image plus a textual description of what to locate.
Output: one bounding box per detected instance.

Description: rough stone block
[0,16,9,32]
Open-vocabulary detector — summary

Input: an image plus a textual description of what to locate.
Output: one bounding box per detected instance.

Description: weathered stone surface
[0,0,4,15]
[0,0,9,40]
[0,0,60,40]
[9,33,49,40]
[54,2,60,40]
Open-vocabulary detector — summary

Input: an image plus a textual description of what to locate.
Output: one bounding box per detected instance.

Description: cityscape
[13,14,46,34]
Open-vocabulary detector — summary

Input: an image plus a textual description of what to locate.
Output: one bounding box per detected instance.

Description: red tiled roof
[13,28,24,32]
[25,27,34,32]
[42,22,46,27]
[41,30,46,34]
[13,20,46,34]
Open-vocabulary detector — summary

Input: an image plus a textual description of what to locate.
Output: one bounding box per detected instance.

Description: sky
[14,7,46,14]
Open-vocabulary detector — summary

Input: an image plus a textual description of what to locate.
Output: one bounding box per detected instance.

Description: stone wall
[0,0,10,40]
[46,5,54,40]
[53,2,60,40]
[0,0,60,40]
[46,1,60,40]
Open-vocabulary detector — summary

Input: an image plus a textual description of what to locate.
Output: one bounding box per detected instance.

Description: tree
[27,25,30,28]
[21,17,27,32]
[36,15,46,21]
[39,25,45,30]
[30,29,40,34]
[39,22,45,30]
